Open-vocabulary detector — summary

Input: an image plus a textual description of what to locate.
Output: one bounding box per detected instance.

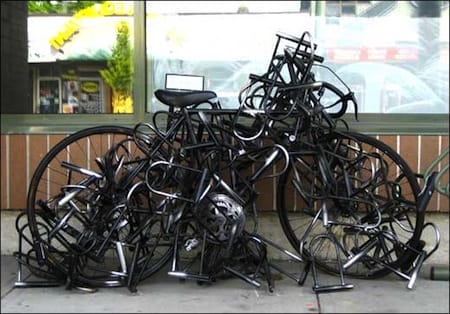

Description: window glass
[342,4,356,16]
[326,3,341,17]
[146,1,311,111]
[146,1,449,114]
[28,1,134,114]
[318,14,448,113]
[37,78,61,114]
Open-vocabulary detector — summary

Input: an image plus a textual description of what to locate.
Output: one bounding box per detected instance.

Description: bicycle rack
[14,31,445,295]
[307,233,354,293]
[424,147,449,281]
[340,171,441,290]
[14,212,62,288]
[252,234,313,291]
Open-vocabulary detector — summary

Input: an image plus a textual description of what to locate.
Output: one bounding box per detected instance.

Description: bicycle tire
[26,125,172,288]
[277,130,424,278]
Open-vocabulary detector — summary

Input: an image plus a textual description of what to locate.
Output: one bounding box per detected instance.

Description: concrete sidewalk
[1,255,448,313]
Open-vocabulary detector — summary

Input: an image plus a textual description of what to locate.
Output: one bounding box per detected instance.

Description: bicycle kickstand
[14,212,61,288]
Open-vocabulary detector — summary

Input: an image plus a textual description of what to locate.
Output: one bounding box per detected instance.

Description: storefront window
[145,1,448,114]
[28,1,134,114]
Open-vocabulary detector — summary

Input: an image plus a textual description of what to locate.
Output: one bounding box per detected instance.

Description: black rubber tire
[277,130,424,278]
[26,125,172,287]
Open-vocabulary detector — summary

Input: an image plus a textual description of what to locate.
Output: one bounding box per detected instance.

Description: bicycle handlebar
[276,32,317,50]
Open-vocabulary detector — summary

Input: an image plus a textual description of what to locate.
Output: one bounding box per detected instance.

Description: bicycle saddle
[155,89,217,108]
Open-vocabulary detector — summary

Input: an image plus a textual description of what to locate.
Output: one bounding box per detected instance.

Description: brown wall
[1,133,448,212]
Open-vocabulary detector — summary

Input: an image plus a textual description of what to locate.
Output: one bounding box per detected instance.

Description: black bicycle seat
[154,89,217,108]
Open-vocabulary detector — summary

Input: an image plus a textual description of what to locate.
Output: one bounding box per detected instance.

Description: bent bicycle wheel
[278,130,424,278]
[26,125,172,288]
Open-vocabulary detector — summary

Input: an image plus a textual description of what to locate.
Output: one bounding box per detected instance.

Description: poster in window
[62,80,80,113]
[37,78,61,114]
[79,78,104,113]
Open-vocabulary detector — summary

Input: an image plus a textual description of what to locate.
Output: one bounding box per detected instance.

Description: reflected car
[417,52,449,107]
[152,58,267,109]
[335,62,447,114]
[194,61,256,108]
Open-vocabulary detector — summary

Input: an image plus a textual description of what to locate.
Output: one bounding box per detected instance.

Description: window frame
[1,1,448,135]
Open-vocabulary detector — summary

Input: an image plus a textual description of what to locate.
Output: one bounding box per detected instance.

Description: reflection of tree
[100,21,133,113]
[28,1,103,14]
[419,53,449,107]
[415,1,441,68]
[414,1,448,107]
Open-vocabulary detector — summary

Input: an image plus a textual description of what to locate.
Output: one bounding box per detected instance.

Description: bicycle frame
[16,31,441,295]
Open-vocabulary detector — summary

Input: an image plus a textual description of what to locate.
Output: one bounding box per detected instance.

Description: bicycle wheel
[278,130,423,278]
[26,125,172,288]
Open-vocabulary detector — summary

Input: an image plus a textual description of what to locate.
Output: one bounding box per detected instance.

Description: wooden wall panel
[420,135,440,174]
[378,135,398,155]
[255,177,275,211]
[8,135,27,209]
[437,135,449,212]
[1,133,448,213]
[49,134,67,149]
[420,135,440,211]
[400,135,419,176]
[1,135,8,209]
[29,135,49,184]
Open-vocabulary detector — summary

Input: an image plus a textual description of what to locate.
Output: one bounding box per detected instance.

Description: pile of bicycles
[14,31,441,294]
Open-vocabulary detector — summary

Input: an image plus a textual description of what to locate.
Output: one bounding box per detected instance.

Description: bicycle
[16,31,440,294]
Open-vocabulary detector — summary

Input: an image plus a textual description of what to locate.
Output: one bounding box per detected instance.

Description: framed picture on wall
[37,77,61,114]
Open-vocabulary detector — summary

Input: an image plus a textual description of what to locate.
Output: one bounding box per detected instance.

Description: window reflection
[146,1,448,114]
[28,1,134,114]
